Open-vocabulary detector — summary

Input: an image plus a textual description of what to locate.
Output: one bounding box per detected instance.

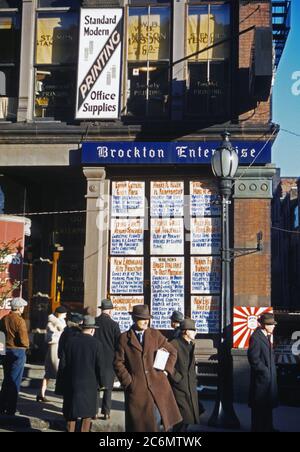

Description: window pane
[36,12,78,64]
[38,0,80,7]
[0,187,4,213]
[34,68,76,120]
[128,6,170,61]
[127,63,169,117]
[0,1,20,7]
[0,67,18,96]
[187,61,229,118]
[0,13,20,63]
[187,4,230,61]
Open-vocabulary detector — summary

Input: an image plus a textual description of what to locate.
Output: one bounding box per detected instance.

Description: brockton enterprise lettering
[98,436,202,448]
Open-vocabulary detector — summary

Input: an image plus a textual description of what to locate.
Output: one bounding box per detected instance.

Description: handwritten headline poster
[191,296,220,334]
[191,256,221,294]
[151,257,184,329]
[111,296,144,332]
[110,257,144,294]
[151,218,184,255]
[191,217,221,254]
[190,180,220,217]
[111,218,144,255]
[111,181,145,217]
[150,181,184,217]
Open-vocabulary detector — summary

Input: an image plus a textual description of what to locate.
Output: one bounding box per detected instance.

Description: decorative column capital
[83,167,106,199]
[233,165,277,199]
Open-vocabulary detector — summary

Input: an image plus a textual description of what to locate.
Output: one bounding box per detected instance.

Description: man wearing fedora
[57,315,103,432]
[0,297,29,415]
[248,313,279,432]
[169,318,202,431]
[114,304,182,432]
[169,310,184,341]
[94,298,121,420]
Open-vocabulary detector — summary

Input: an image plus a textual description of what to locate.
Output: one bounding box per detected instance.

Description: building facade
[0,0,291,398]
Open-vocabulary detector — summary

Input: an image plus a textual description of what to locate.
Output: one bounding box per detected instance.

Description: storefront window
[34,8,79,120]
[0,1,20,7]
[186,3,230,118]
[0,5,20,120]
[126,6,170,118]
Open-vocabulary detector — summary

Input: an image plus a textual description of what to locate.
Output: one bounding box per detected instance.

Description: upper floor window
[186,2,230,119]
[293,205,299,230]
[37,1,80,7]
[34,2,79,121]
[126,5,170,118]
[0,1,20,120]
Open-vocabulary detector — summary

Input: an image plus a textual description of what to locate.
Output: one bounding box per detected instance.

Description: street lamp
[208,132,240,429]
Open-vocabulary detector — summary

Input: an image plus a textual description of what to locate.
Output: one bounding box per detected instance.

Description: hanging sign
[151,257,185,329]
[151,218,184,255]
[191,217,221,254]
[191,256,221,294]
[233,306,273,349]
[191,296,220,334]
[76,8,123,119]
[110,257,144,294]
[111,296,144,333]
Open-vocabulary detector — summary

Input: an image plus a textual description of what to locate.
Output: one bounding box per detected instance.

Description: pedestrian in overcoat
[94,298,121,419]
[169,318,202,431]
[114,304,182,432]
[57,316,103,432]
[248,313,279,432]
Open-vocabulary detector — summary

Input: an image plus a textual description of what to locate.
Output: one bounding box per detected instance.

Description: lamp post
[208,132,240,429]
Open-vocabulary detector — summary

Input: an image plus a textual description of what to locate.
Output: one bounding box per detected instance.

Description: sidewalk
[1,365,300,432]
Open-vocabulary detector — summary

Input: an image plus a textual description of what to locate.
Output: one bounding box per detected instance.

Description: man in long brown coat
[114,305,182,432]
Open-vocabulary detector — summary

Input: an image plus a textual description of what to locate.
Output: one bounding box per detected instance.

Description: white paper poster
[190,181,220,217]
[191,217,221,254]
[151,257,185,329]
[76,8,123,119]
[111,296,144,333]
[151,218,184,255]
[110,257,144,294]
[111,218,144,255]
[191,256,221,294]
[151,181,184,217]
[111,181,145,217]
[191,295,220,334]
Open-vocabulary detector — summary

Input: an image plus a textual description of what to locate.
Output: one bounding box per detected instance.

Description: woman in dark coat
[57,316,103,432]
[169,318,201,430]
[248,313,279,432]
[114,305,182,432]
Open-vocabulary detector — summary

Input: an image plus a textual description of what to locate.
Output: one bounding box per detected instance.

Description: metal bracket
[225,231,263,261]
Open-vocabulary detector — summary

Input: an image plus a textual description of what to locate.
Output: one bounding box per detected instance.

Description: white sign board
[191,295,220,334]
[151,218,184,255]
[76,9,123,119]
[151,257,185,329]
[190,181,220,217]
[111,181,145,217]
[151,181,184,217]
[191,256,221,294]
[111,296,144,333]
[110,257,144,294]
[111,218,144,255]
[191,217,221,254]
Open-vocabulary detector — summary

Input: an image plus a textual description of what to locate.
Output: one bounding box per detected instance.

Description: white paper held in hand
[153,348,170,371]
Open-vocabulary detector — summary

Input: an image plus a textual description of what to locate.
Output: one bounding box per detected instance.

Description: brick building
[0,0,291,399]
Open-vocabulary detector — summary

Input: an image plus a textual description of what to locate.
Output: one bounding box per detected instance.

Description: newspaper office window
[34,10,79,120]
[0,9,20,120]
[126,6,170,118]
[186,3,230,118]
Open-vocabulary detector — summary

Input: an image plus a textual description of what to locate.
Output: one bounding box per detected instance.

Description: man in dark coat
[248,313,279,432]
[94,298,121,419]
[169,318,201,431]
[57,316,103,432]
[57,312,83,360]
[114,304,182,432]
[168,310,184,341]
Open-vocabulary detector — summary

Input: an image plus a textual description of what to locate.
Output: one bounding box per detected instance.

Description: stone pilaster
[83,167,110,317]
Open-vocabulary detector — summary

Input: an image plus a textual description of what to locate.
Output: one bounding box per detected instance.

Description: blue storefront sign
[82,141,272,165]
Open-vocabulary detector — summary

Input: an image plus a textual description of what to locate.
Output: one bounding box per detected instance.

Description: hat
[130,305,152,320]
[180,318,196,331]
[170,310,184,323]
[55,306,68,314]
[259,313,277,326]
[69,312,83,324]
[10,297,28,310]
[81,315,99,329]
[99,298,114,310]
